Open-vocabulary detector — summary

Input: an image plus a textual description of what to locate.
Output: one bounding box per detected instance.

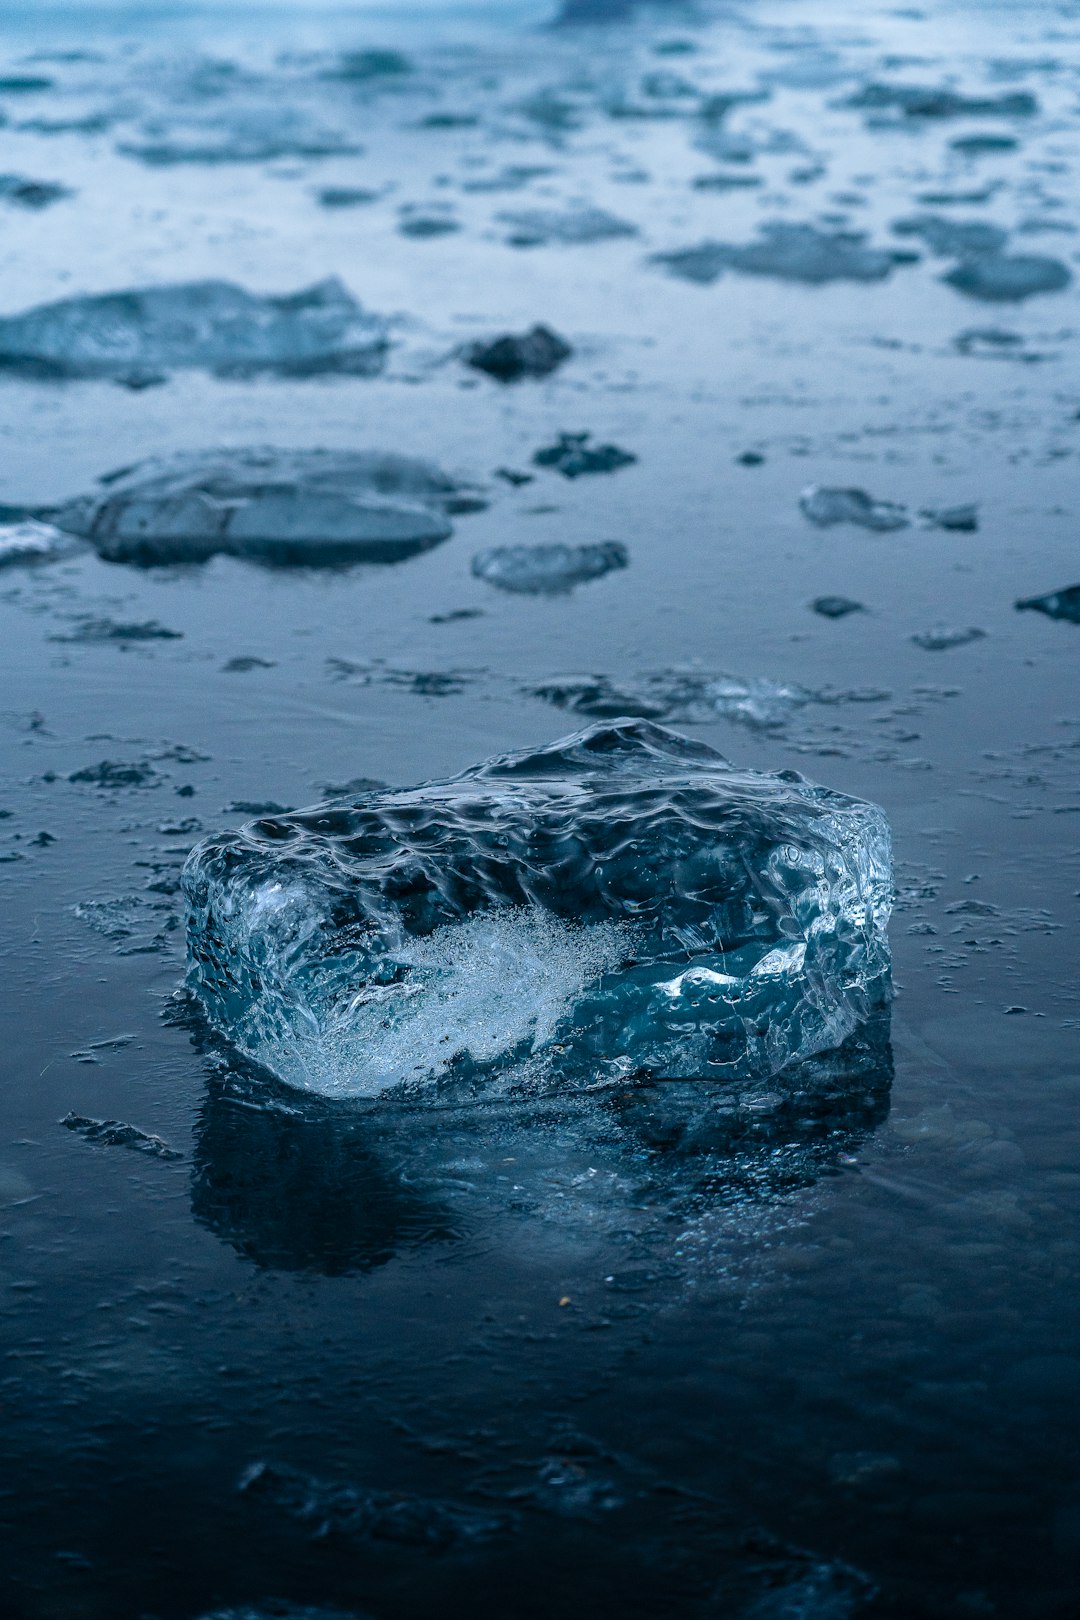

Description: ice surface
[945,256,1071,302]
[182,721,892,1100]
[0,278,386,380]
[472,541,628,593]
[1016,584,1080,625]
[51,449,461,566]
[652,225,900,286]
[465,325,572,381]
[799,487,910,531]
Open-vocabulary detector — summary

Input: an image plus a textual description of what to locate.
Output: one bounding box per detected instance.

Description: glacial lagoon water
[0,2,1079,1617]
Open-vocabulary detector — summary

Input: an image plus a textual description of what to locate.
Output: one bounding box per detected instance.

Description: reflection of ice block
[182,721,893,1100]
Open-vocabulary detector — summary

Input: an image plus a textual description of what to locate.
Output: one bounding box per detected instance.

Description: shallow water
[1,2,1079,1616]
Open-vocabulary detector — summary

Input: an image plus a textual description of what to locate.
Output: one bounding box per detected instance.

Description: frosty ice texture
[0,277,386,379]
[52,449,460,566]
[183,721,892,1100]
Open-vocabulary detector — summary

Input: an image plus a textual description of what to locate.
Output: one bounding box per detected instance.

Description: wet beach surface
[1,2,1079,1616]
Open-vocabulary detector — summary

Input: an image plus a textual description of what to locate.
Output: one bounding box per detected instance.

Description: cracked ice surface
[182,721,892,1101]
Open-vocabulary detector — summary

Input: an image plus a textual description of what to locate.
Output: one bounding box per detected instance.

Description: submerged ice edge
[181,721,893,1101]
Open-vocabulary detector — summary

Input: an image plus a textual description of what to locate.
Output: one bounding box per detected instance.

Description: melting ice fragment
[800,486,910,532]
[0,519,71,566]
[0,278,386,380]
[182,721,892,1100]
[1016,584,1080,624]
[50,449,463,566]
[472,542,627,593]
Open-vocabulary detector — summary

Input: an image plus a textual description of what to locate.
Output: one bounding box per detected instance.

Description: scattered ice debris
[944,254,1071,301]
[472,541,627,594]
[1016,584,1080,624]
[812,596,865,619]
[0,173,71,210]
[846,83,1038,120]
[799,486,909,531]
[61,1112,182,1160]
[51,448,464,566]
[51,617,183,644]
[465,325,572,382]
[533,432,637,478]
[499,207,638,247]
[182,720,892,1098]
[0,519,70,567]
[891,214,1008,258]
[238,1461,511,1550]
[950,132,1019,154]
[651,224,901,287]
[0,278,387,380]
[911,626,987,651]
[920,503,979,532]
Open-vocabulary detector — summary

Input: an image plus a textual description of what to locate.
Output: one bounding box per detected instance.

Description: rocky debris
[0,277,387,380]
[1015,584,1080,624]
[799,486,910,531]
[533,432,637,477]
[472,541,628,593]
[50,448,466,567]
[465,324,572,381]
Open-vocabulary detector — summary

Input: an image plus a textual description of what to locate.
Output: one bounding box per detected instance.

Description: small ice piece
[533,432,637,477]
[800,486,910,531]
[62,1112,182,1160]
[953,326,1028,358]
[499,207,638,247]
[465,325,572,381]
[911,626,986,650]
[891,215,1008,258]
[397,206,460,238]
[846,83,1038,120]
[944,254,1071,301]
[0,173,71,210]
[0,278,387,380]
[472,541,627,593]
[182,720,893,1099]
[0,518,70,566]
[812,596,865,618]
[920,503,979,532]
[652,224,900,287]
[1016,584,1080,624]
[51,448,462,566]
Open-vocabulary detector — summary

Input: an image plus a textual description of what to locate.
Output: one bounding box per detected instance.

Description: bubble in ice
[50,448,463,567]
[472,541,628,593]
[0,277,387,380]
[182,721,893,1100]
[799,486,910,531]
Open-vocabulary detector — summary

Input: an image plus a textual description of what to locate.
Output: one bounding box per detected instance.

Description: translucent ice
[0,277,386,380]
[182,721,892,1100]
[0,519,70,566]
[800,486,910,531]
[51,449,461,566]
[472,542,628,593]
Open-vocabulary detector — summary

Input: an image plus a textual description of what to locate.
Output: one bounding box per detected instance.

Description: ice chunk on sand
[472,541,627,593]
[800,486,910,531]
[652,224,901,286]
[1016,584,1080,624]
[465,325,572,381]
[0,519,71,566]
[51,448,462,566]
[0,277,386,380]
[182,721,892,1099]
[943,254,1071,301]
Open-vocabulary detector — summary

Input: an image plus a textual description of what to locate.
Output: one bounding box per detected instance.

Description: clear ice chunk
[182,721,893,1100]
[51,448,461,566]
[465,325,572,381]
[0,518,71,566]
[800,486,910,532]
[0,277,386,380]
[472,542,627,593]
